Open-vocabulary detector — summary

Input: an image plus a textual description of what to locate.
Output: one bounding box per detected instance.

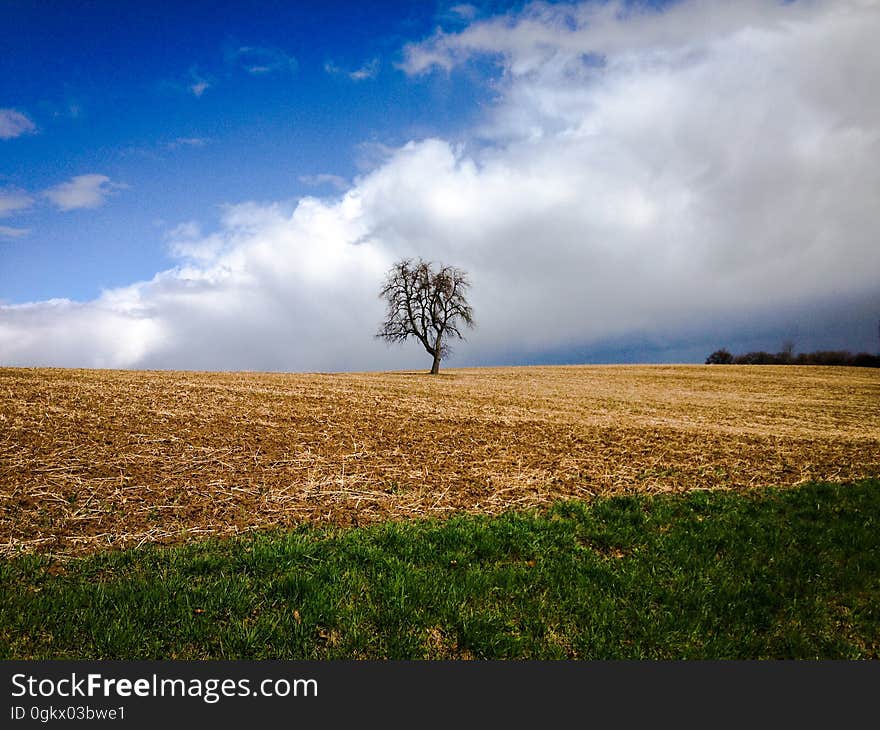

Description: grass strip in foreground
[2,479,878,659]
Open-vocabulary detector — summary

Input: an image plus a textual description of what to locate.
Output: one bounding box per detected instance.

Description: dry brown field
[2,364,878,556]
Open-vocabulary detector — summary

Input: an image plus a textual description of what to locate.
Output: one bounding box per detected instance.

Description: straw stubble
[2,364,877,556]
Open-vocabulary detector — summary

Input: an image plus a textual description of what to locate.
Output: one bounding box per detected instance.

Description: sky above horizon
[1,0,879,371]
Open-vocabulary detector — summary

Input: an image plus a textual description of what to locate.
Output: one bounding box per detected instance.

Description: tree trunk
[429,334,442,375]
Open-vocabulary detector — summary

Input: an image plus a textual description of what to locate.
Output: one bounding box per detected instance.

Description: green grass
[2,479,878,659]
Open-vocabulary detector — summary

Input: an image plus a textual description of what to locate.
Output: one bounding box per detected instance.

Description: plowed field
[2,365,878,556]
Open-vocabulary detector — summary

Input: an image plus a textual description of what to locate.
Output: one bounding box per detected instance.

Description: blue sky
[1,0,878,370]
[1,0,499,302]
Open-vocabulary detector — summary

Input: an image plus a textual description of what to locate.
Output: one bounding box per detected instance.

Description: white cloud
[325,58,380,81]
[350,58,380,81]
[43,174,126,212]
[354,141,398,171]
[0,225,29,238]
[167,220,202,240]
[0,298,165,368]
[0,109,36,139]
[299,173,349,190]
[400,0,836,76]
[449,4,478,21]
[2,0,880,369]
[0,190,34,217]
[163,137,210,150]
[187,66,212,97]
[229,46,297,75]
[163,219,226,262]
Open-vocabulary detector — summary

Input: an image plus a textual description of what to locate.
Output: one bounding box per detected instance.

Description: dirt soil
[2,364,878,556]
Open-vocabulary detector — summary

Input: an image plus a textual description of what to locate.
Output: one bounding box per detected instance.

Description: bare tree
[377,258,475,374]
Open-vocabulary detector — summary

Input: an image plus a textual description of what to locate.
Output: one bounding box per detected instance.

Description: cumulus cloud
[43,174,126,212]
[163,219,226,262]
[0,108,36,139]
[0,198,392,370]
[401,0,834,76]
[2,0,879,369]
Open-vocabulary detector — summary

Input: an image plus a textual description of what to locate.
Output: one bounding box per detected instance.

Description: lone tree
[377,258,475,374]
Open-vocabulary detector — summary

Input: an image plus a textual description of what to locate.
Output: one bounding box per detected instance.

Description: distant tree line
[705,347,880,367]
